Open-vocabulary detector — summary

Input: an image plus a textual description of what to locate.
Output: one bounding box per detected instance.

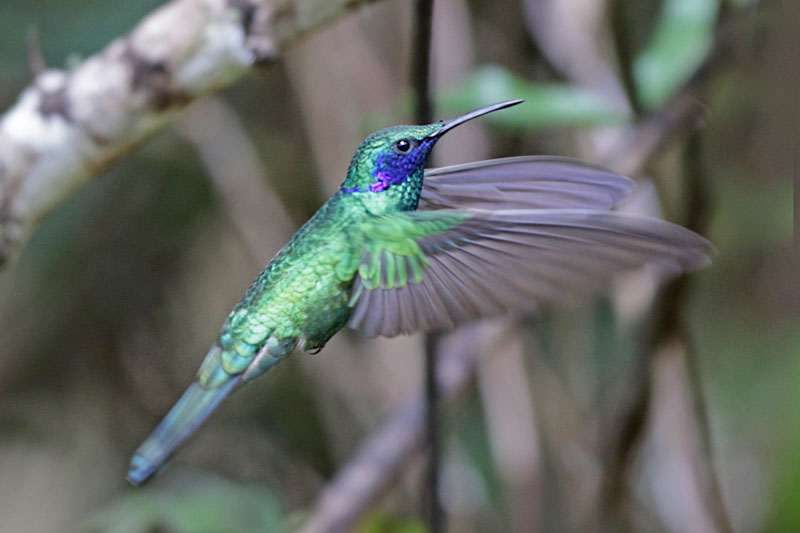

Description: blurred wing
[347,209,711,338]
[421,156,634,211]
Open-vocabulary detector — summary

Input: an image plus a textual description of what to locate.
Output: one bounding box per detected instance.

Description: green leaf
[82,474,285,532]
[633,0,719,108]
[437,65,626,130]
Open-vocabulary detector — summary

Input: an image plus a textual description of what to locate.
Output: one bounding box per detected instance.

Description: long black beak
[425,99,524,139]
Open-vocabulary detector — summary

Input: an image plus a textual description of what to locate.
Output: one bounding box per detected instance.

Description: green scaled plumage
[127,100,712,484]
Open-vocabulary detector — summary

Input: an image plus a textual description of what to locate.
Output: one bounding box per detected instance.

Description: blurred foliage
[82,475,285,532]
[0,0,795,532]
[1,1,163,73]
[633,0,719,108]
[439,65,628,129]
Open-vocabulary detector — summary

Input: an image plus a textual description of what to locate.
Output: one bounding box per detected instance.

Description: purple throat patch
[342,171,395,194]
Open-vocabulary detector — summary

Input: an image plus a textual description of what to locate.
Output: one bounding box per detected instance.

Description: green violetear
[127,100,712,485]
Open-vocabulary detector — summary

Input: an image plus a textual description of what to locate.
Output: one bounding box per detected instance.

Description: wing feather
[348,209,712,337]
[421,157,634,211]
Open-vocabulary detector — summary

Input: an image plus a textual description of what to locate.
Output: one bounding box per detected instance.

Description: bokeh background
[0,0,795,531]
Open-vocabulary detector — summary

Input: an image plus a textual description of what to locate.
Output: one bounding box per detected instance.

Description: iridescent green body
[205,199,358,383]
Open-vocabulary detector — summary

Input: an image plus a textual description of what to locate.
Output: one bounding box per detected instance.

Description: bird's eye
[394,139,413,153]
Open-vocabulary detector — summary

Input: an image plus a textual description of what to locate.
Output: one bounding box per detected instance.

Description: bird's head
[340,100,523,213]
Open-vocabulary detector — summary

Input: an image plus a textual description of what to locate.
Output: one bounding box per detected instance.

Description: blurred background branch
[409,1,445,531]
[304,324,486,533]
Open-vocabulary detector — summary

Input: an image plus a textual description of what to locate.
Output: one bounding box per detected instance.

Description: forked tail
[126,376,240,485]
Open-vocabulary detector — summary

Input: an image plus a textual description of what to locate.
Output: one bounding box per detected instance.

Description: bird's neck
[339,167,425,215]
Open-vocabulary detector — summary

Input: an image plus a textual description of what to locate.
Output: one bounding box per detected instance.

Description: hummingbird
[127,99,710,484]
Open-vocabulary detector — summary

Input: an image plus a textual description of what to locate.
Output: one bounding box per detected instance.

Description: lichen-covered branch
[0,0,377,266]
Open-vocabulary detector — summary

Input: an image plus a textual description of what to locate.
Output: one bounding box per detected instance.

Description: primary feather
[347,208,710,338]
[421,156,634,210]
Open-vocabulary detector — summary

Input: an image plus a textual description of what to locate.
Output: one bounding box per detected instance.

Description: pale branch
[0,0,378,267]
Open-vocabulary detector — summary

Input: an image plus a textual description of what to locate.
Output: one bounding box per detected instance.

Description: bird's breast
[226,228,359,350]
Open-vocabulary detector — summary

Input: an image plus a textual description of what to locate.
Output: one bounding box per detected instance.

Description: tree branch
[0,0,378,267]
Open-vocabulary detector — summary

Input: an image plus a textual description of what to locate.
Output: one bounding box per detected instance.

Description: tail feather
[127,337,296,485]
[127,376,240,485]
